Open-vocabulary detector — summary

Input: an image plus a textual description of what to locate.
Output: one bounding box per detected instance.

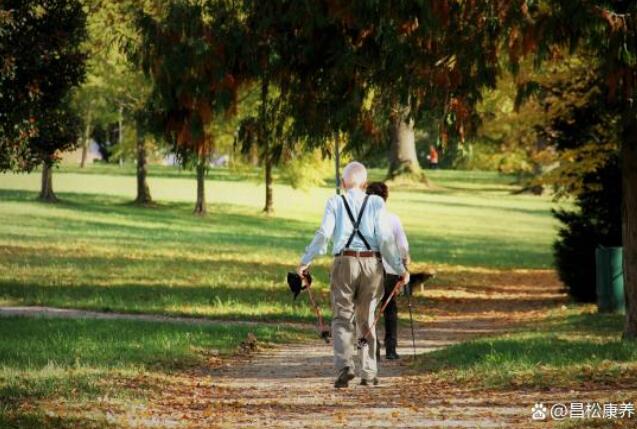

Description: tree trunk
[260,77,273,214]
[194,156,207,215]
[80,109,92,168]
[387,106,428,185]
[335,132,341,195]
[264,154,273,214]
[134,126,152,206]
[622,112,637,339]
[118,106,124,167]
[39,158,58,203]
[249,143,260,166]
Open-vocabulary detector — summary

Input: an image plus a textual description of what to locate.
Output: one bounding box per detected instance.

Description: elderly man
[298,161,409,388]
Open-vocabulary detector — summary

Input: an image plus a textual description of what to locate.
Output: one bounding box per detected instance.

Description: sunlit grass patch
[0,166,560,321]
[415,310,637,389]
[0,316,308,427]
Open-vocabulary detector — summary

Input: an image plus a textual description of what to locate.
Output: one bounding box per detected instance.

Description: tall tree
[516,0,637,337]
[0,0,87,201]
[236,3,299,213]
[78,0,157,205]
[134,0,246,215]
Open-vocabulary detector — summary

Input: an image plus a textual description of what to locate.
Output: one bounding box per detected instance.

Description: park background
[1,1,636,427]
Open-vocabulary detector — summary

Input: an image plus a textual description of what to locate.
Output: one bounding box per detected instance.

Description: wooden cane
[303,272,330,343]
[357,279,405,349]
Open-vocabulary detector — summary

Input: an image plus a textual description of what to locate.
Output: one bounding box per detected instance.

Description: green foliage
[553,156,623,302]
[72,2,152,142]
[0,0,87,171]
[280,149,336,191]
[474,59,555,176]
[524,55,622,197]
[458,141,533,174]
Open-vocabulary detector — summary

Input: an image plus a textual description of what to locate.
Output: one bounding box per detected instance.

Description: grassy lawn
[0,316,304,428]
[416,308,637,390]
[0,165,562,321]
[1,165,593,426]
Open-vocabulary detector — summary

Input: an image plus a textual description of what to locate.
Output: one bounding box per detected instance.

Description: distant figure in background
[427,145,439,169]
[366,182,410,360]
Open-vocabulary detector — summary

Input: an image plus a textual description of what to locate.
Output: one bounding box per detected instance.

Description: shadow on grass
[0,189,315,235]
[422,295,567,314]
[0,279,327,323]
[57,163,263,183]
[0,411,108,429]
[0,189,318,267]
[402,196,553,217]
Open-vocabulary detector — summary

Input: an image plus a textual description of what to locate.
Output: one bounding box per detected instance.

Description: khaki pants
[330,255,384,380]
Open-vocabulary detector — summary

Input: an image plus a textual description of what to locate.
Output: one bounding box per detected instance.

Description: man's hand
[297,264,310,286]
[400,270,410,286]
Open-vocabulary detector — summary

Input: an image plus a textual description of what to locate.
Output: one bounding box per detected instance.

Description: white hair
[342,161,368,189]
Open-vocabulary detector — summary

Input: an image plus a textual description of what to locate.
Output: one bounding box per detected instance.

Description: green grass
[0,316,304,428]
[0,165,562,321]
[55,163,520,190]
[0,165,599,426]
[416,310,637,389]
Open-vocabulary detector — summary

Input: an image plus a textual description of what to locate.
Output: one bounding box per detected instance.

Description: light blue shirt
[300,188,405,274]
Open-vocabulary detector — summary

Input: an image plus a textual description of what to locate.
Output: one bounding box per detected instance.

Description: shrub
[553,156,622,302]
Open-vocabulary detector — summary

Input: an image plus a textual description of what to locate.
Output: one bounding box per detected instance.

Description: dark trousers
[382,273,400,350]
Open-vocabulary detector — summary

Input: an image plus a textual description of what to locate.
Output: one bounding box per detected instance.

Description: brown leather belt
[336,250,381,258]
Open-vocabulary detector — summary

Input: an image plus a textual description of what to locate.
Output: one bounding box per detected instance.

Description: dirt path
[18,268,571,428]
[186,270,566,428]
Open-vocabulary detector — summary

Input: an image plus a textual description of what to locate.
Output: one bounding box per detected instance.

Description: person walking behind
[366,182,410,360]
[297,162,409,388]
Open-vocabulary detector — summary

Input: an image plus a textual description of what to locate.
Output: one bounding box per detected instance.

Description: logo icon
[531,403,548,421]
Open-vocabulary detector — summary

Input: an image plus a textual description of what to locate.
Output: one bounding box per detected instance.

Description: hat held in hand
[287,271,312,299]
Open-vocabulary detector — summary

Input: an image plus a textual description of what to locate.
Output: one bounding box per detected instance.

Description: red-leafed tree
[134,1,246,215]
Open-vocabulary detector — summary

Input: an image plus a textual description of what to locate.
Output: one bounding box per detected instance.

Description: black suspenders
[341,195,372,250]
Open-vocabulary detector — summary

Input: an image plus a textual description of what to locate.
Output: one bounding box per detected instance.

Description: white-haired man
[298,161,409,388]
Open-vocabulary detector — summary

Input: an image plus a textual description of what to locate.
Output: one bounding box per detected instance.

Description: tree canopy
[0,0,87,172]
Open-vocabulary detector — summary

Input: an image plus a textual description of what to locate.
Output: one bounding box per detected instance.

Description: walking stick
[287,270,330,343]
[357,279,404,349]
[302,272,330,344]
[407,293,417,359]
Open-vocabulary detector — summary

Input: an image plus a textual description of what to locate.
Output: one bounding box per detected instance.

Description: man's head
[366,181,389,201]
[341,161,368,190]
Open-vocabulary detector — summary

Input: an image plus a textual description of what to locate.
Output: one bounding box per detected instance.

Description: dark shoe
[386,350,400,360]
[334,367,355,388]
[360,377,379,386]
